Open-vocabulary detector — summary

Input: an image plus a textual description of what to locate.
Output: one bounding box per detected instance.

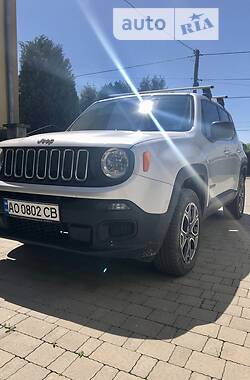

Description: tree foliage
[79,76,167,112]
[19,35,79,131]
[138,75,166,92]
[98,80,131,100]
[79,84,98,113]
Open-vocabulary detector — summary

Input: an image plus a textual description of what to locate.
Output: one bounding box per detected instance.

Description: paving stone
[16,316,54,339]
[0,308,16,323]
[43,326,68,343]
[148,361,191,380]
[137,339,174,361]
[169,346,192,367]
[185,351,225,379]
[0,349,14,368]
[4,313,28,326]
[125,303,152,318]
[122,316,162,337]
[190,373,211,380]
[189,322,220,338]
[101,329,128,347]
[122,336,145,351]
[79,323,106,338]
[26,342,64,367]
[90,342,140,372]
[77,337,103,356]
[114,372,142,380]
[242,308,250,319]
[172,331,208,351]
[0,358,27,379]
[48,351,77,373]
[244,333,250,347]
[8,362,49,380]
[91,309,127,327]
[218,325,246,345]
[131,354,157,377]
[221,341,250,366]
[223,361,250,380]
[230,316,250,332]
[56,331,89,351]
[0,332,41,357]
[92,365,118,380]
[63,357,102,380]
[45,374,70,380]
[202,338,223,357]
[215,314,232,327]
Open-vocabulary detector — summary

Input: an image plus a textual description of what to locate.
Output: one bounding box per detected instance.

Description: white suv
[0,86,247,276]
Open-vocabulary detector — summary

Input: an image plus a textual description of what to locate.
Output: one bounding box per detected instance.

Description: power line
[201,50,250,57]
[201,78,250,81]
[122,0,194,52]
[75,55,193,78]
[228,96,250,99]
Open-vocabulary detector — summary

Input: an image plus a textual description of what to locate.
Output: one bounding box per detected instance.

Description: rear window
[70,95,194,132]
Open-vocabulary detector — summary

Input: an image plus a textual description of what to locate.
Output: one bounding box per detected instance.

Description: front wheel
[223,173,245,219]
[154,189,201,276]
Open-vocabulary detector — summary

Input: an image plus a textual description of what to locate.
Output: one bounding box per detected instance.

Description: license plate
[4,199,60,222]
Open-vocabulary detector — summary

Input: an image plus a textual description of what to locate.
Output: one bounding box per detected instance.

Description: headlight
[101,148,129,179]
[0,149,3,172]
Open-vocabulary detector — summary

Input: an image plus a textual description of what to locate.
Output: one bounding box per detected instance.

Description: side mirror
[210,121,235,141]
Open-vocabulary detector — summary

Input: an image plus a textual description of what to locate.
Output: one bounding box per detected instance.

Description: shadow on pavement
[0,211,249,340]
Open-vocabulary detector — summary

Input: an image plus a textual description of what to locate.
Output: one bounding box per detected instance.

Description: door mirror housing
[210,121,235,141]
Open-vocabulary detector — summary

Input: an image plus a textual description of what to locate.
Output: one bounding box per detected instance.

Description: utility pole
[193,49,200,91]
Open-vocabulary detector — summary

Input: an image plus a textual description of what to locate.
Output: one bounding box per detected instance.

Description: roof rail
[212,96,228,107]
[109,85,214,99]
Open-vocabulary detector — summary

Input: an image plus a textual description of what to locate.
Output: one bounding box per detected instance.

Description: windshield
[69,95,194,132]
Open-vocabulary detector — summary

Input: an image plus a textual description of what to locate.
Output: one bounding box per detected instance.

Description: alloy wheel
[180,202,200,264]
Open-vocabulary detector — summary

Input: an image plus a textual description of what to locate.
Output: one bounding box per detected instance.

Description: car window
[70,95,194,132]
[218,107,230,122]
[201,100,220,138]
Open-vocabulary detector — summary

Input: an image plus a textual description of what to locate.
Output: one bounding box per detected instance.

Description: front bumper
[0,192,170,260]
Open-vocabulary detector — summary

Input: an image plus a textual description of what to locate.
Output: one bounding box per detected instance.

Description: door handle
[224,149,231,156]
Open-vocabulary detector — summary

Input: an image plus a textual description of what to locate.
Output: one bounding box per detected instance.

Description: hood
[0,130,165,148]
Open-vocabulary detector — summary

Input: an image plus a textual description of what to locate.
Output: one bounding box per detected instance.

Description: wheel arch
[171,164,209,215]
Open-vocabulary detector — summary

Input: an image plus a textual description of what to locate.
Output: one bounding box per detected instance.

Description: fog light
[108,202,130,211]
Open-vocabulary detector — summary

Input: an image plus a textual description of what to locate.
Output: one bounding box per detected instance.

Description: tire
[223,173,245,219]
[154,189,201,276]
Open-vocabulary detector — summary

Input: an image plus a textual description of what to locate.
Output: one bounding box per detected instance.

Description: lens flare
[138,100,153,114]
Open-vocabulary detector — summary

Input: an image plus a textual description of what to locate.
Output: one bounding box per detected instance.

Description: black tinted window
[218,107,230,122]
[70,95,194,132]
[201,100,220,137]
[202,100,220,125]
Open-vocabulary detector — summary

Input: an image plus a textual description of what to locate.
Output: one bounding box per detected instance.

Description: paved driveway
[1,180,250,380]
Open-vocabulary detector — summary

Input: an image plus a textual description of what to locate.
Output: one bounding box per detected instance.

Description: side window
[201,100,220,138]
[218,107,230,122]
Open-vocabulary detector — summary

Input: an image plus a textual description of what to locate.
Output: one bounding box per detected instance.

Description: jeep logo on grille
[37,139,54,145]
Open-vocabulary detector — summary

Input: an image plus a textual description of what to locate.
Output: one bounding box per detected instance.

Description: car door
[201,100,232,199]
[217,106,240,191]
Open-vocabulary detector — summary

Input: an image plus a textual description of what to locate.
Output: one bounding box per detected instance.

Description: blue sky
[17,0,250,142]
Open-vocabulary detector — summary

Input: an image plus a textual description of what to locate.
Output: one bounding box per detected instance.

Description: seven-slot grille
[2,148,89,186]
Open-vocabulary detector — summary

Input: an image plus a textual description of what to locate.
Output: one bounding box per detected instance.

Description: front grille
[2,148,89,186]
[8,217,67,242]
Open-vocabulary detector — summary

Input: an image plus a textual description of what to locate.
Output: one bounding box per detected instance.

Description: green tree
[138,75,166,91]
[19,35,79,132]
[79,84,98,112]
[98,80,131,100]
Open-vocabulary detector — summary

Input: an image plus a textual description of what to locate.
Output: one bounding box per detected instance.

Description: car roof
[97,92,195,103]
